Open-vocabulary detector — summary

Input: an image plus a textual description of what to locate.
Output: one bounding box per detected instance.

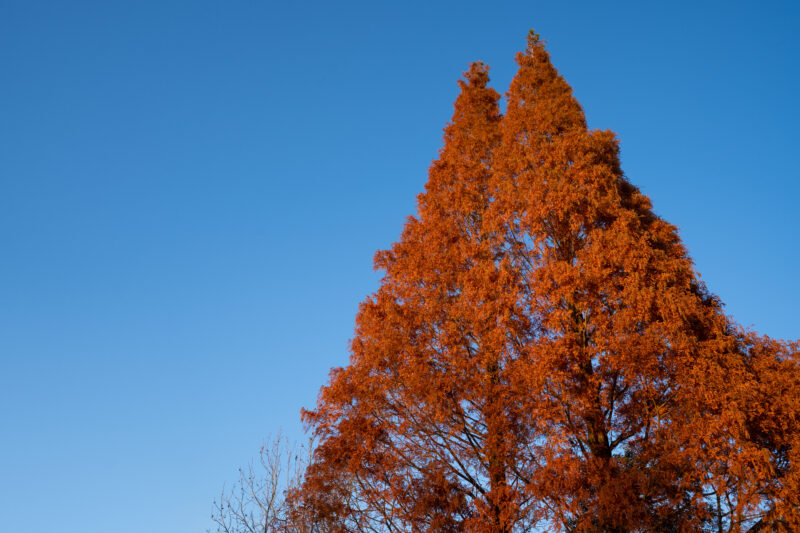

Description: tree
[295,32,800,532]
[211,432,316,533]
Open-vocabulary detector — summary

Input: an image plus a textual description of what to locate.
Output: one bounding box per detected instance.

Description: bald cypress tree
[294,33,800,533]
[299,62,526,532]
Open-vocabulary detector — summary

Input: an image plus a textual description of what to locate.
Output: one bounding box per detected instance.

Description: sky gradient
[1,1,798,532]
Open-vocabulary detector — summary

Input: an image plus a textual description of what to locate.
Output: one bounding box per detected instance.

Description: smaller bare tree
[210,431,314,533]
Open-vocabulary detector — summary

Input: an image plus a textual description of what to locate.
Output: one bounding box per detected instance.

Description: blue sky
[1,1,797,532]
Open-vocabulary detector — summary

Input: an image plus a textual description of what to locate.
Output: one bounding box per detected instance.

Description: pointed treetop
[417,60,501,222]
[451,62,500,124]
[526,29,543,49]
[461,60,490,87]
[504,30,586,137]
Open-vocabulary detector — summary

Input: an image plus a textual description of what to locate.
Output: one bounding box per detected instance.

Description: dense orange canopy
[295,32,800,533]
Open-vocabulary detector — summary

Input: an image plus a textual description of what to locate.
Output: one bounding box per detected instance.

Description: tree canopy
[294,32,800,533]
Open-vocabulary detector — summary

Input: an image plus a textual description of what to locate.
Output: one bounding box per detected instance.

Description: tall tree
[299,61,527,532]
[295,32,800,532]
[490,31,734,531]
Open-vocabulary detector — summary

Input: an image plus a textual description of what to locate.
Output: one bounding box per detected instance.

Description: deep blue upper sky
[1,1,797,532]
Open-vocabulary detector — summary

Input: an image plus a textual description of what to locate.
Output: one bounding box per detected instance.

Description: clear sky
[1,1,798,532]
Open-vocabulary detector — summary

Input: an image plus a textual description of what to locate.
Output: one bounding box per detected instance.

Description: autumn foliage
[294,32,800,532]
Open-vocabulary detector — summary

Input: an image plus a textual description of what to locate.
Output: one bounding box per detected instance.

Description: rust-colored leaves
[294,32,799,533]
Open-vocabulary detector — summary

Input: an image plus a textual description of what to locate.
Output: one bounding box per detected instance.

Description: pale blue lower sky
[1,1,798,532]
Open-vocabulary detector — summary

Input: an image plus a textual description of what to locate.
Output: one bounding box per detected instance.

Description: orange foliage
[295,32,800,532]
